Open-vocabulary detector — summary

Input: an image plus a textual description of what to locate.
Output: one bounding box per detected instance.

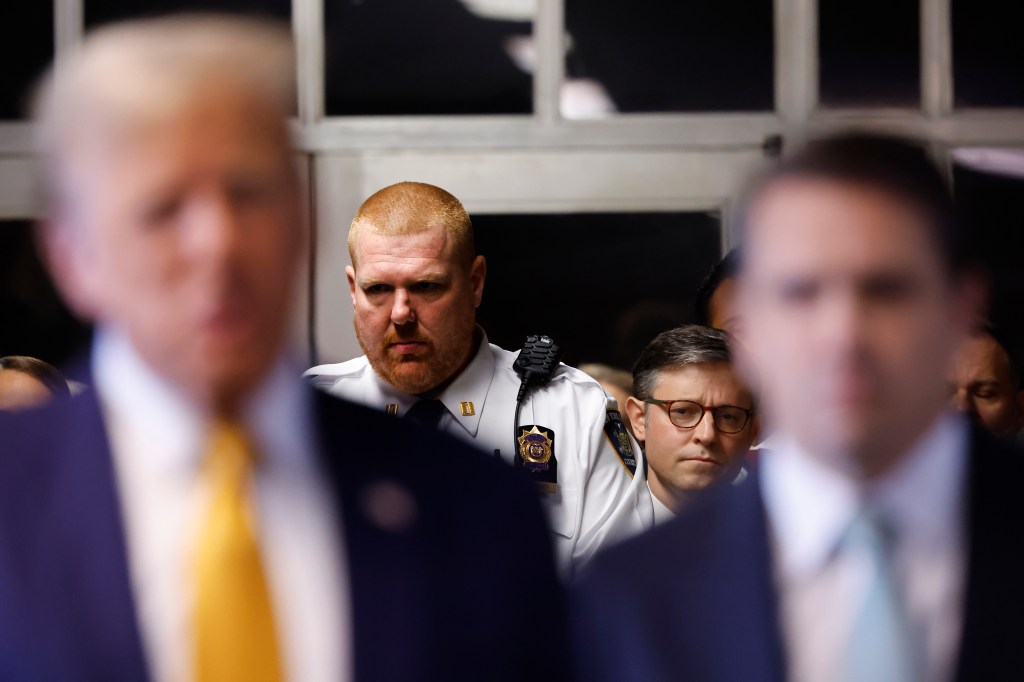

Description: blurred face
[347,227,486,395]
[626,362,757,510]
[0,370,53,411]
[950,334,1024,439]
[737,178,977,478]
[48,86,301,413]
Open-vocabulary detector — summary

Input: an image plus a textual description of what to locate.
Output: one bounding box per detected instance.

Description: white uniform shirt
[306,334,653,574]
[760,412,968,682]
[94,328,351,682]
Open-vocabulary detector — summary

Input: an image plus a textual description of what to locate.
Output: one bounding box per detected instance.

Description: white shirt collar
[369,329,496,438]
[649,484,677,525]
[435,332,495,437]
[92,326,316,475]
[761,411,969,581]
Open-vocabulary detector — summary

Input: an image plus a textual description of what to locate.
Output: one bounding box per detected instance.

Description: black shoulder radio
[512,335,563,494]
[513,335,562,400]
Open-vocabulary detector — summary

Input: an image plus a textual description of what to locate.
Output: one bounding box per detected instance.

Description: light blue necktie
[842,511,915,682]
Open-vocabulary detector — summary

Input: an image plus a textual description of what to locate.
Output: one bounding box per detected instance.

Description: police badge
[517,426,553,471]
[515,425,558,494]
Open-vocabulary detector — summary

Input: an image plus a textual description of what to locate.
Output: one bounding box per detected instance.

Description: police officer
[306,181,653,574]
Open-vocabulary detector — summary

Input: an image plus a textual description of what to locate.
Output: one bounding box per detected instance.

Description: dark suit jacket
[0,381,567,681]
[571,427,1024,682]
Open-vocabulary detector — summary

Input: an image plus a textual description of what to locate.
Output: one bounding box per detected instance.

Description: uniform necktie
[404,399,449,431]
[192,420,284,682]
[842,511,914,682]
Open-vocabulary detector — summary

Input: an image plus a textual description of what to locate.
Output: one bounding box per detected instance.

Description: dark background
[954,166,1024,367]
[475,212,721,369]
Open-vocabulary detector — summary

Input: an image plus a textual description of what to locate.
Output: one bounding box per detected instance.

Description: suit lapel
[312,390,431,681]
[36,389,150,680]
[732,474,788,682]
[648,478,786,681]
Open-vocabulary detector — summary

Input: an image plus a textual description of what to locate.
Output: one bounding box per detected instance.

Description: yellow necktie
[192,420,284,682]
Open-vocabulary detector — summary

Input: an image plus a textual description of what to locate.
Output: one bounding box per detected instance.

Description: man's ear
[345,265,358,306]
[35,217,99,321]
[625,396,647,442]
[470,255,486,308]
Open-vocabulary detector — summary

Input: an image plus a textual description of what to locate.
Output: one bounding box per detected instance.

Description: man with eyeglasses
[624,325,759,523]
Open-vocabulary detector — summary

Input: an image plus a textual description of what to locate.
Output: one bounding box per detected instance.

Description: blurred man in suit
[573,133,1022,681]
[0,15,564,682]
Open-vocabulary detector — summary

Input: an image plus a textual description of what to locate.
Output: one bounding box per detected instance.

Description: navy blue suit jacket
[0,382,567,681]
[571,427,1024,682]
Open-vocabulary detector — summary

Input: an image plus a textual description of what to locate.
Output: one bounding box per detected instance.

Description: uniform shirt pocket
[542,487,579,538]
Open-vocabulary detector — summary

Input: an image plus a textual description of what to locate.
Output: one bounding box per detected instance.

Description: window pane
[85,0,289,28]
[563,0,773,118]
[953,157,1024,359]
[953,0,1024,107]
[324,0,533,116]
[819,0,919,107]
[0,221,92,367]
[474,212,721,369]
[0,6,54,120]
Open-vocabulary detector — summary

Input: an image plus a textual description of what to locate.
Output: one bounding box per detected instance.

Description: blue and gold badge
[604,409,637,477]
[515,425,557,494]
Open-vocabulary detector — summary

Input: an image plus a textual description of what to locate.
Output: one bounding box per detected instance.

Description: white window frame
[1,0,1022,363]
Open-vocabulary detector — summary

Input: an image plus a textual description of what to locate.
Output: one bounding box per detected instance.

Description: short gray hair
[631,325,732,400]
[33,14,295,207]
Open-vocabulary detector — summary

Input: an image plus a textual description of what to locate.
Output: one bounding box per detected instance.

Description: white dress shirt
[649,486,676,526]
[93,328,351,682]
[306,332,653,574]
[647,468,746,526]
[761,412,969,682]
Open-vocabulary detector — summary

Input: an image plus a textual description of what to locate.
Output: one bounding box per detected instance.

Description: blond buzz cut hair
[348,182,475,270]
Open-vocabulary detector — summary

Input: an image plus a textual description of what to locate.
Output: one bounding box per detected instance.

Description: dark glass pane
[953,0,1024,107]
[474,212,721,370]
[324,0,533,116]
[0,5,54,120]
[85,0,289,28]
[953,162,1024,363]
[563,0,773,116]
[0,221,92,368]
[819,0,920,107]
